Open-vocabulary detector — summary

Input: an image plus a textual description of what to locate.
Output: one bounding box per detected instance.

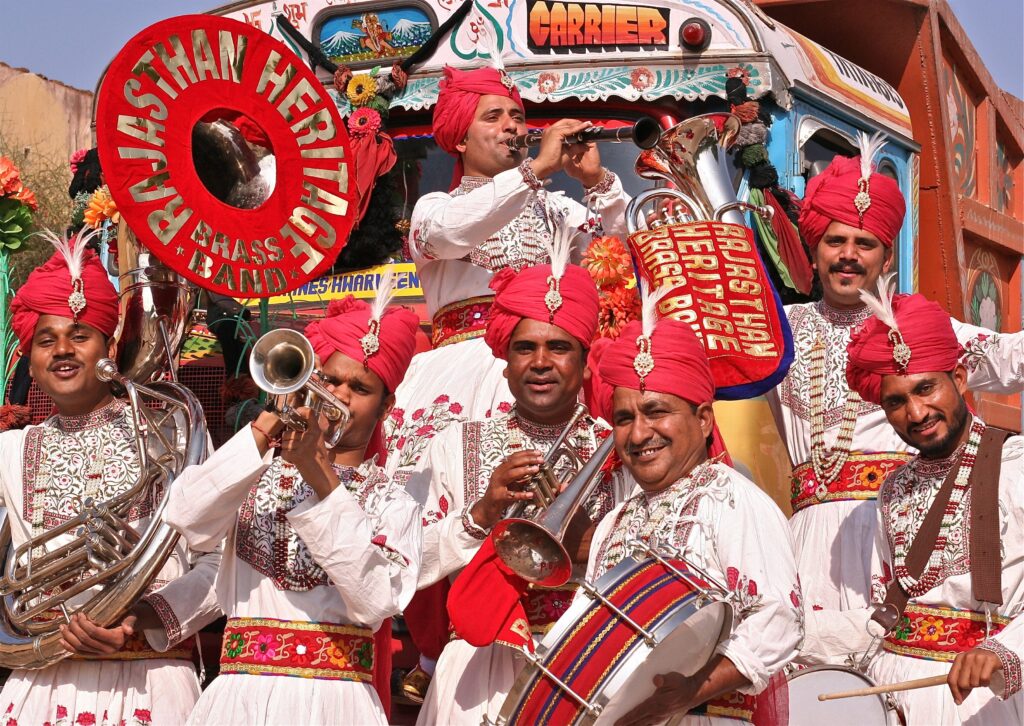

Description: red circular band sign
[97,15,356,297]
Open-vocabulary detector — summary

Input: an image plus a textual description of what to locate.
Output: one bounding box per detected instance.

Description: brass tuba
[625,113,772,232]
[0,225,206,670]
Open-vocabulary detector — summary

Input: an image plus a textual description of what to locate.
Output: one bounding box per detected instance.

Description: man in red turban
[846,292,960,409]
[801,290,1024,723]
[765,134,1024,636]
[395,67,631,702]
[164,285,423,725]
[589,313,801,726]
[409,258,623,725]
[0,230,227,724]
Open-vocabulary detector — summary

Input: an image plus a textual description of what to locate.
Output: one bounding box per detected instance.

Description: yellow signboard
[241,263,423,306]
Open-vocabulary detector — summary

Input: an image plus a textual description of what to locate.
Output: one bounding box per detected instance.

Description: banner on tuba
[628,221,793,399]
[96,15,357,298]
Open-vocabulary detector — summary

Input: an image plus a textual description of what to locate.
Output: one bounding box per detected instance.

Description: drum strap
[969,426,1009,605]
[882,426,1009,621]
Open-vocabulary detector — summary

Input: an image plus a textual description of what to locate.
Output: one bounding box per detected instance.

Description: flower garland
[328,63,409,270]
[891,419,985,597]
[582,235,640,340]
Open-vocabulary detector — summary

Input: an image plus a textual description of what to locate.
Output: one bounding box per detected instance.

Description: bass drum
[498,554,731,725]
[787,666,902,725]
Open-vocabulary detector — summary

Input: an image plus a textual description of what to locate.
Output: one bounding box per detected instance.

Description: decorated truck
[203,0,920,510]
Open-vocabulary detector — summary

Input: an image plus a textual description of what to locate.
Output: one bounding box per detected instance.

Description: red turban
[304,296,419,394]
[598,318,729,461]
[798,155,905,248]
[846,293,959,405]
[484,264,599,359]
[10,243,118,353]
[432,66,524,185]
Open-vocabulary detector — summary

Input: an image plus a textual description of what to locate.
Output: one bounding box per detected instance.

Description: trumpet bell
[249,329,316,396]
[492,518,572,588]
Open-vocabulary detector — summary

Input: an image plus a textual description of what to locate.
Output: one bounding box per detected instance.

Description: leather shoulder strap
[970,426,1011,605]
[881,455,960,621]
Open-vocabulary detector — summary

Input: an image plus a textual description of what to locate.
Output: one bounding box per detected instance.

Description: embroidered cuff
[143,592,182,650]
[461,503,490,541]
[518,160,546,191]
[978,638,1022,699]
[584,169,616,197]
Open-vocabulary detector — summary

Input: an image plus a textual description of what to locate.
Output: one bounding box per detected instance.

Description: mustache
[829,261,867,275]
[48,358,82,371]
[910,414,945,433]
[626,436,670,455]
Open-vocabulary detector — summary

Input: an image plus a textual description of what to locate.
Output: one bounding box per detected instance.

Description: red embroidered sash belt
[790,452,913,512]
[883,604,1010,662]
[220,616,375,681]
[69,631,196,662]
[691,691,756,721]
[431,296,494,348]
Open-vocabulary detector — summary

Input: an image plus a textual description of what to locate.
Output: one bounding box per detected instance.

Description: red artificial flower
[347,107,382,139]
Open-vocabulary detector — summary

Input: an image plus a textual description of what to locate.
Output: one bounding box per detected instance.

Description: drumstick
[818,674,947,700]
[818,667,1006,701]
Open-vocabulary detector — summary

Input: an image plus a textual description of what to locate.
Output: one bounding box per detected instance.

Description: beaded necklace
[807,301,871,498]
[891,418,985,597]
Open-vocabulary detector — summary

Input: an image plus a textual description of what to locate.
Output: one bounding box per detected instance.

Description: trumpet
[249,329,352,447]
[493,435,615,588]
[504,404,589,521]
[505,116,661,151]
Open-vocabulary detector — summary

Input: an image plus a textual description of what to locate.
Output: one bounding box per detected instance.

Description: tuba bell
[0,223,207,670]
[626,113,772,232]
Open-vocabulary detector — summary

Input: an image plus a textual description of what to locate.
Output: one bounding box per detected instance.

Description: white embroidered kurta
[385,168,629,482]
[412,410,625,725]
[585,461,803,725]
[768,301,1024,618]
[0,398,222,726]
[802,431,1024,724]
[163,426,422,726]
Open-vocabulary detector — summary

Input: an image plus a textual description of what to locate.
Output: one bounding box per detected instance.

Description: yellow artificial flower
[346,74,377,107]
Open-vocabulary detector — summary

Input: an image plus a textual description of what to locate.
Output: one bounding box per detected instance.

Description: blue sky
[0,0,1020,96]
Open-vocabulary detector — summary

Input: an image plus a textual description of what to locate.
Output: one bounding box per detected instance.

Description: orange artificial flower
[0,156,21,196]
[83,186,120,229]
[11,185,37,211]
[583,235,633,289]
[597,283,641,340]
